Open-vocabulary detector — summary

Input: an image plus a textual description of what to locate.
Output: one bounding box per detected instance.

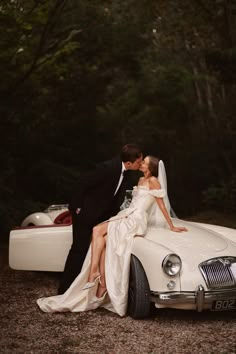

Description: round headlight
[162,254,182,276]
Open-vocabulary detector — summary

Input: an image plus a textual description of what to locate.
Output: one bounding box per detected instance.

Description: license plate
[212,299,236,311]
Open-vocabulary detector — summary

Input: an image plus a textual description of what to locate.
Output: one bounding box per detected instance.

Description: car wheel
[128,254,150,319]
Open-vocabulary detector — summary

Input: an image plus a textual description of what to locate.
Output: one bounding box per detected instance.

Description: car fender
[132,236,181,292]
[21,212,53,227]
[9,224,72,271]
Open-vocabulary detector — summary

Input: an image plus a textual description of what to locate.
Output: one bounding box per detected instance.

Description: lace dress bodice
[130,186,165,212]
[108,186,166,230]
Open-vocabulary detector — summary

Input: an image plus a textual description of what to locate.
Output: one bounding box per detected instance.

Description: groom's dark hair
[121,144,142,163]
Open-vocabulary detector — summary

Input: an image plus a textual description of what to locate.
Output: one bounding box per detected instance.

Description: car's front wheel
[128,254,150,319]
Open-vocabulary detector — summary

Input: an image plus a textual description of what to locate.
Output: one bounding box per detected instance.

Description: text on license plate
[212,299,236,311]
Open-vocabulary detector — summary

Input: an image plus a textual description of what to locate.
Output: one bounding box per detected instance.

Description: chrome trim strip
[151,286,236,311]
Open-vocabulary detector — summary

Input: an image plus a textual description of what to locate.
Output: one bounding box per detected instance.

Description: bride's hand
[171,226,188,232]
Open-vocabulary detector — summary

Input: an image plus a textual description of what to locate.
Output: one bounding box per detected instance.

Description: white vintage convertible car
[9,205,236,318]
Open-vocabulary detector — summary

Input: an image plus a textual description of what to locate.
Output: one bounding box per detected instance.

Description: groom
[58,143,143,294]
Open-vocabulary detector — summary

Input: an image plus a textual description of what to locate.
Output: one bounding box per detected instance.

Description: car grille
[199,257,236,289]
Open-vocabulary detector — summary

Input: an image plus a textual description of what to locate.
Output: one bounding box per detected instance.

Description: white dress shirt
[114,162,126,195]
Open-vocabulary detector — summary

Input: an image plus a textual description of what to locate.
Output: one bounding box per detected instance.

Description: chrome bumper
[151,285,236,312]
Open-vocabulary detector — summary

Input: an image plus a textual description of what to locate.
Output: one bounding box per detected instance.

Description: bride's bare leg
[96,240,107,298]
[88,222,108,282]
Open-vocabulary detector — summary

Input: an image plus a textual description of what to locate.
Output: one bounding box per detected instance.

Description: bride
[37,156,187,316]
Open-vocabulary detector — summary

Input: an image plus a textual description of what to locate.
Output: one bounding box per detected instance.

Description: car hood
[140,219,236,292]
[145,219,235,261]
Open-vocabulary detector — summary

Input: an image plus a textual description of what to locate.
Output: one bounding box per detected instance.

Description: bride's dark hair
[148,155,159,177]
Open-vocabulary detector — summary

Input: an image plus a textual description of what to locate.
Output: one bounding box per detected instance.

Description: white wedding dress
[37,186,166,317]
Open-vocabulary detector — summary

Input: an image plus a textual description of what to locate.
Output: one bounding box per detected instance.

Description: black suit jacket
[59,157,140,293]
[69,158,136,225]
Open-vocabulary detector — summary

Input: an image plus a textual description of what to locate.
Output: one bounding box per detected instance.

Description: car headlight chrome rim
[162,254,182,276]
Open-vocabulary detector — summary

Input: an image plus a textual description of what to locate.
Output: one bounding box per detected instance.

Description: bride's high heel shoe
[97,290,108,302]
[96,286,108,302]
[82,275,101,290]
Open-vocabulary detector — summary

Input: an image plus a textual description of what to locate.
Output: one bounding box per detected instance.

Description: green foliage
[0,0,236,239]
[202,176,236,212]
[206,48,236,83]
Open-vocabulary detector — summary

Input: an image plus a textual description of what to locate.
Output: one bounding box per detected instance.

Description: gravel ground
[1,243,236,354]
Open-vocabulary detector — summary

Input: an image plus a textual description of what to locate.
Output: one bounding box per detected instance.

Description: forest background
[1,0,236,242]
